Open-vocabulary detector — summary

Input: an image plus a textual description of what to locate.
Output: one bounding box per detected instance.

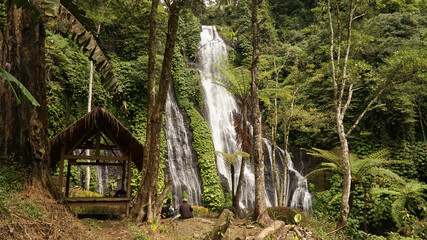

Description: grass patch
[131,226,152,240]
[16,200,44,220]
[193,205,218,218]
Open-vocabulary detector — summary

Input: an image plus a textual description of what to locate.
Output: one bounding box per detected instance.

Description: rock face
[206,209,234,240]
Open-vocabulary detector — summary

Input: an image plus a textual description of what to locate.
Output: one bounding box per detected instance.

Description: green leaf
[294,213,302,224]
[0,68,40,107]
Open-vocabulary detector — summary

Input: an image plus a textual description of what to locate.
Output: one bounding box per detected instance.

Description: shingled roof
[50,106,143,170]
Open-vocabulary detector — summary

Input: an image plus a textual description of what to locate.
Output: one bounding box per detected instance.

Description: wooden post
[59,145,65,193]
[65,160,72,197]
[95,130,101,162]
[122,160,126,190]
[126,150,132,216]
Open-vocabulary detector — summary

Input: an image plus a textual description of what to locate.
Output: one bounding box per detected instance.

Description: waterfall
[196,25,311,210]
[198,25,256,208]
[165,82,203,206]
[282,150,312,211]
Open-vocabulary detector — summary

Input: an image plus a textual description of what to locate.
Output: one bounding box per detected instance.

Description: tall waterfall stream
[163,25,312,211]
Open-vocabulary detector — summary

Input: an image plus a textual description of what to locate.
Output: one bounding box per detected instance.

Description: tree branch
[341,83,353,116]
[345,83,389,137]
[327,0,338,107]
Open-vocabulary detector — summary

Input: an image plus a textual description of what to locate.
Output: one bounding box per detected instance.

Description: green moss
[187,107,225,211]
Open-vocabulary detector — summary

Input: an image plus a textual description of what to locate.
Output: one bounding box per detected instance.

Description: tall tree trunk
[251,0,271,226]
[131,0,159,221]
[0,0,49,178]
[132,0,180,222]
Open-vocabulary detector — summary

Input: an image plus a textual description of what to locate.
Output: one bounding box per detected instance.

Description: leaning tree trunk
[251,0,271,226]
[132,0,180,222]
[0,0,49,178]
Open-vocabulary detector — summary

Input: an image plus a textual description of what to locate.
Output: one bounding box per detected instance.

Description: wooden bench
[66,197,132,216]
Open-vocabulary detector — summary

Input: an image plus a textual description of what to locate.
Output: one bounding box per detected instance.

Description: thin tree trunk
[234,157,246,208]
[0,0,49,178]
[132,0,180,222]
[363,182,369,232]
[251,0,271,226]
[85,59,94,191]
[271,55,280,205]
[85,24,101,191]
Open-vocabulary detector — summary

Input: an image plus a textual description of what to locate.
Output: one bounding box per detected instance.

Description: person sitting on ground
[161,199,177,219]
[178,198,193,219]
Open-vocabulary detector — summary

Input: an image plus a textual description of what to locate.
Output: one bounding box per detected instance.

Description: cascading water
[282,150,312,211]
[198,25,255,208]
[165,82,203,206]
[197,25,311,210]
[263,139,312,211]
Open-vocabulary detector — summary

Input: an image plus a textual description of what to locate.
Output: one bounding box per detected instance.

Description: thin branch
[342,83,353,116]
[353,13,366,21]
[345,83,389,137]
[327,0,338,107]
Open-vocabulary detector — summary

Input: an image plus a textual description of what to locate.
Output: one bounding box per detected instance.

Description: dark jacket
[161,203,174,218]
[179,202,193,219]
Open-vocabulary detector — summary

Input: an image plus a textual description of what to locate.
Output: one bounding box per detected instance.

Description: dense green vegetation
[9,0,423,237]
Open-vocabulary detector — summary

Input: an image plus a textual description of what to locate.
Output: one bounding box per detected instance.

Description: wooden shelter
[50,106,144,215]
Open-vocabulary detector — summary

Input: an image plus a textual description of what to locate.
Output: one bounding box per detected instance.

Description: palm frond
[364,148,391,159]
[58,1,122,93]
[371,186,399,196]
[304,167,338,180]
[307,148,343,168]
[391,197,406,227]
[368,167,405,185]
[327,192,342,207]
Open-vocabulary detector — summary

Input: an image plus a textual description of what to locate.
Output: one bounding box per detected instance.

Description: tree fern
[372,180,427,227]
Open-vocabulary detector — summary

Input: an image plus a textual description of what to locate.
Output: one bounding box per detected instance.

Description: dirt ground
[0,182,318,240]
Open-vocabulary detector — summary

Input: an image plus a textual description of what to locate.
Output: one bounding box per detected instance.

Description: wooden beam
[79,144,119,150]
[66,197,132,202]
[66,130,94,155]
[101,123,127,156]
[100,133,119,157]
[64,155,128,161]
[71,162,125,167]
[95,129,101,156]
[59,145,65,193]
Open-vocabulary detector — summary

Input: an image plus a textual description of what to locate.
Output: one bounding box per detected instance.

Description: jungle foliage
[36,0,426,236]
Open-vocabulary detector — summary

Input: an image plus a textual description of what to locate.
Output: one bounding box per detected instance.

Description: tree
[322,0,389,228]
[251,0,271,226]
[0,0,49,180]
[131,0,182,222]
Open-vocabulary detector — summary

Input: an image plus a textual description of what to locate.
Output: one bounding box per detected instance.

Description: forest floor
[0,181,332,239]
